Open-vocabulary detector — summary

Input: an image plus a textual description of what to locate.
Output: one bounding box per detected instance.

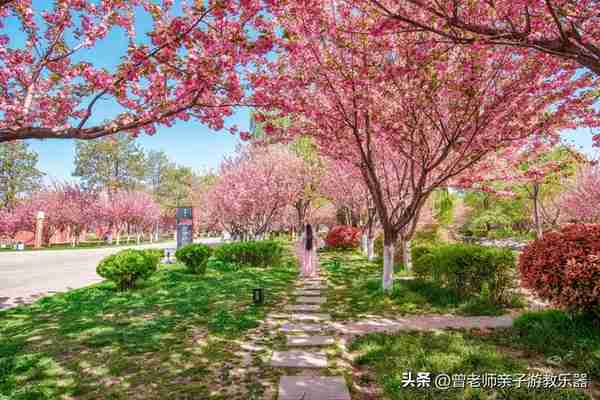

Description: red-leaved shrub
[519,224,600,317]
[325,225,360,249]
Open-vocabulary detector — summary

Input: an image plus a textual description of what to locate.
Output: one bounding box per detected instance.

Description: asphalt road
[0,238,221,310]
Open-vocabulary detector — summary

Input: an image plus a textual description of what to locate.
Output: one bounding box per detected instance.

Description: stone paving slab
[287,335,335,347]
[292,313,331,322]
[330,315,516,335]
[293,289,321,296]
[296,296,326,304]
[299,279,323,284]
[284,304,321,312]
[268,313,289,319]
[270,351,328,368]
[300,284,324,290]
[280,323,327,333]
[278,376,351,400]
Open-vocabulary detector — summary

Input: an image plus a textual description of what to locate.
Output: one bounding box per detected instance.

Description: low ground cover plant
[96,249,159,290]
[175,243,212,274]
[520,224,600,318]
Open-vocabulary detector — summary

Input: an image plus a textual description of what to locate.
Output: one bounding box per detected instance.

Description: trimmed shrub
[411,244,436,280]
[212,240,283,268]
[144,248,164,261]
[520,224,600,318]
[175,243,212,274]
[325,225,360,249]
[413,243,517,304]
[97,249,159,290]
[412,224,440,244]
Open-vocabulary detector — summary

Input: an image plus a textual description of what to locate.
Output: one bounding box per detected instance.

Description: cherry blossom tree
[0,0,274,142]
[254,1,585,291]
[0,206,20,241]
[51,182,97,246]
[287,137,323,234]
[364,0,600,77]
[11,190,64,245]
[205,145,304,240]
[93,189,160,244]
[559,163,600,223]
[309,202,338,230]
[320,158,378,260]
[122,191,161,243]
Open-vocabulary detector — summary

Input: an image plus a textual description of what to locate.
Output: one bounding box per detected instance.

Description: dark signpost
[176,207,193,249]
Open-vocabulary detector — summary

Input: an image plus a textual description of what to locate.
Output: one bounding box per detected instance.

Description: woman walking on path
[298,223,319,277]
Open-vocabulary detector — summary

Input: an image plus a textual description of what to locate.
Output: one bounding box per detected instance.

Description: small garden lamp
[253,288,264,305]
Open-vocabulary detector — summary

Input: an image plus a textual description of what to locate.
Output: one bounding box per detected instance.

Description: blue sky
[27,113,247,183]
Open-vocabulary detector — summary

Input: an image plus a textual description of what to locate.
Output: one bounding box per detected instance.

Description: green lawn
[319,249,523,319]
[350,330,592,399]
[489,310,600,380]
[0,253,297,399]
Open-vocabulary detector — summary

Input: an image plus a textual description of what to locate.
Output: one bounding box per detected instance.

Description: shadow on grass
[320,250,510,319]
[0,254,298,399]
[486,310,600,379]
[350,330,591,400]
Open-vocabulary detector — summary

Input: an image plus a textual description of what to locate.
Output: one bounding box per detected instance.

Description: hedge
[413,242,517,304]
[212,240,283,268]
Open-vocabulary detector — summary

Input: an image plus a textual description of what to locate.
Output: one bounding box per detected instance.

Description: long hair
[305,224,313,251]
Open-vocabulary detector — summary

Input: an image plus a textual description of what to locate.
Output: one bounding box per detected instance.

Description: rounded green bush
[175,243,212,274]
[97,249,159,290]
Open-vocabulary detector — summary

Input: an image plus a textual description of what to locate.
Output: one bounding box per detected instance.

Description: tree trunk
[367,235,375,261]
[382,229,396,292]
[361,233,368,255]
[532,183,543,239]
[402,239,412,272]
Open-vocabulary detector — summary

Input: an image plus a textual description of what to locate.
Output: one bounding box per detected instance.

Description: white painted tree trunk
[361,233,368,255]
[382,243,395,292]
[367,236,375,261]
[402,239,412,272]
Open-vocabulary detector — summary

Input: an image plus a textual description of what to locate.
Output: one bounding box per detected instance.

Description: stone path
[269,266,352,400]
[329,314,516,336]
[262,256,522,399]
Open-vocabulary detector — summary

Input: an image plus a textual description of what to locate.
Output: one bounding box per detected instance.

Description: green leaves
[96,249,159,290]
[175,243,212,274]
[0,142,43,208]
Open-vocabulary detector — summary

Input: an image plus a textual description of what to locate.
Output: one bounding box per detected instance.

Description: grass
[488,310,600,380]
[319,249,522,319]
[350,330,592,399]
[0,250,298,399]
